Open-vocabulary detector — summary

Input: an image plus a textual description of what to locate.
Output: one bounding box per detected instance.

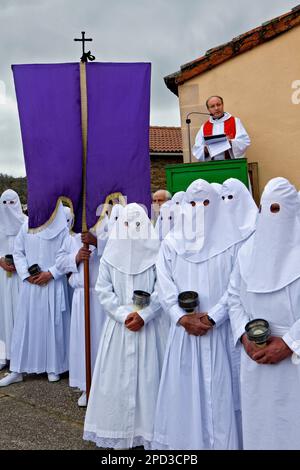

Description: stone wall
[150,154,183,193]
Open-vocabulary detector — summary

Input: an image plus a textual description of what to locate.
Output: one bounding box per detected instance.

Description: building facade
[165,6,300,194]
[150,126,183,193]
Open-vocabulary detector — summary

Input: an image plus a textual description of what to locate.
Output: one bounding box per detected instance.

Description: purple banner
[85,62,151,228]
[12,63,83,230]
[13,63,151,232]
[12,62,151,232]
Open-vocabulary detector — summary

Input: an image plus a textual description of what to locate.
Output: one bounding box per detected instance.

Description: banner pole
[79,61,92,402]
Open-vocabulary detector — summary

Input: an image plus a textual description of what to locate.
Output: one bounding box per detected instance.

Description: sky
[0,0,298,176]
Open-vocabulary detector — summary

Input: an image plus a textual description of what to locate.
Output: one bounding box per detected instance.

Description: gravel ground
[0,368,96,450]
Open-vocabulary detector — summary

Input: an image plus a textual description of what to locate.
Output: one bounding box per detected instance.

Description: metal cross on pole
[74,31,96,63]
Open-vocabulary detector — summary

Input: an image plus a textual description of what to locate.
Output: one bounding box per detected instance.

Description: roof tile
[149,126,182,153]
[165,5,300,95]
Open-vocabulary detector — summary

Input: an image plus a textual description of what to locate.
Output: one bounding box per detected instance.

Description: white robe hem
[83,431,151,450]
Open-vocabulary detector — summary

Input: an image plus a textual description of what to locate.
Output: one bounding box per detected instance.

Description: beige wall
[179,25,300,194]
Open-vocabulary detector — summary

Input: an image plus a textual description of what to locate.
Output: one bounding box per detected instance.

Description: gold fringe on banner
[27,196,74,234]
[92,192,126,233]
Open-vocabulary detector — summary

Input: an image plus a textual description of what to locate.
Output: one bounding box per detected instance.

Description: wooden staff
[79,60,92,401]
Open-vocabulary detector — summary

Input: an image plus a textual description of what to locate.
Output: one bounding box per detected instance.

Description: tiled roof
[165,5,300,95]
[150,126,182,153]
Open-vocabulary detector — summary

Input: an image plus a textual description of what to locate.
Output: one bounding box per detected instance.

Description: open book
[204,133,231,158]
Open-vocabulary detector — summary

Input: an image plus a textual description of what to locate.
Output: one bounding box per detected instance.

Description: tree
[0,174,27,205]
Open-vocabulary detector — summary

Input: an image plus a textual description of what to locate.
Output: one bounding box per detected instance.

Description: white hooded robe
[84,204,168,449]
[0,190,26,363]
[10,203,70,374]
[153,180,239,450]
[228,177,300,450]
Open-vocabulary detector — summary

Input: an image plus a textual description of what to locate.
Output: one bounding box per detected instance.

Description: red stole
[203,116,236,140]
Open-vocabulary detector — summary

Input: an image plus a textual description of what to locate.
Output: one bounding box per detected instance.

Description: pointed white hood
[166,179,233,262]
[36,202,68,240]
[210,182,222,195]
[239,177,300,292]
[0,189,26,236]
[107,204,125,235]
[221,178,257,242]
[155,200,181,242]
[171,191,185,206]
[63,206,74,231]
[103,203,160,275]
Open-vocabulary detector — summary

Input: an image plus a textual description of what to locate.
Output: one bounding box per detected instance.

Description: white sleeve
[228,259,250,345]
[13,226,29,281]
[48,264,64,280]
[208,290,229,327]
[283,324,300,357]
[231,118,251,158]
[95,259,130,324]
[282,283,300,357]
[138,272,162,325]
[156,242,186,325]
[96,217,109,256]
[97,231,108,256]
[55,236,78,275]
[192,125,206,161]
[48,230,69,280]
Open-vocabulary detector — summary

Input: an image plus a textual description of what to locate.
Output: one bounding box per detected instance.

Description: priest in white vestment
[0,202,70,386]
[84,203,167,449]
[152,179,239,450]
[56,224,107,407]
[0,190,26,370]
[193,96,250,161]
[228,177,300,450]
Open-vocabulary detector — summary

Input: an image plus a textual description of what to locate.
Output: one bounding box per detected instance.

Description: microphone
[185,111,210,125]
[185,112,210,163]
